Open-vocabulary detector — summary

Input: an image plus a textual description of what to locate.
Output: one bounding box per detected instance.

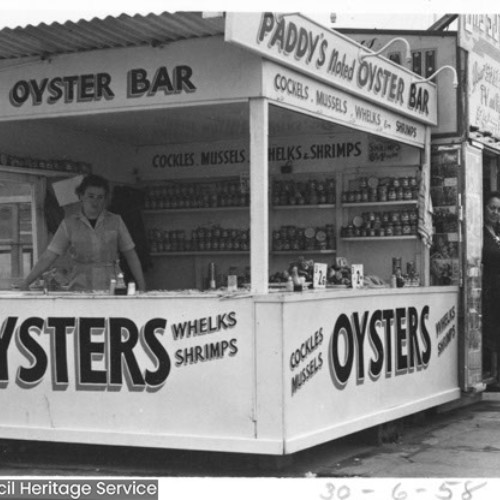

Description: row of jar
[342,185,418,204]
[144,180,249,210]
[271,178,336,206]
[272,225,335,252]
[341,223,417,238]
[0,153,92,174]
[144,192,250,210]
[148,226,250,253]
[358,209,418,225]
[357,175,418,189]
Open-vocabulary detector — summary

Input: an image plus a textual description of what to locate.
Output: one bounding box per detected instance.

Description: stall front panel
[255,287,459,454]
[0,295,259,452]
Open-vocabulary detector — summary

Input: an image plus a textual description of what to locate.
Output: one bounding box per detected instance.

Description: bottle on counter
[109,278,116,295]
[114,272,127,295]
[127,281,136,296]
[209,262,217,290]
[290,266,302,292]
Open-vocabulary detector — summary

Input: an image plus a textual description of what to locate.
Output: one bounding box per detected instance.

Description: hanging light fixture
[358,37,411,64]
[413,65,458,89]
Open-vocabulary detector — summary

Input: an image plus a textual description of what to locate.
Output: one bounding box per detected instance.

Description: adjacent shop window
[0,180,34,288]
[412,49,437,79]
[430,147,460,286]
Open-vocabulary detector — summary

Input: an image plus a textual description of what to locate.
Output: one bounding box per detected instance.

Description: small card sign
[351,264,364,289]
[313,262,327,289]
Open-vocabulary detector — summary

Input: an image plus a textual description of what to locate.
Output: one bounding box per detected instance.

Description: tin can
[407,261,416,277]
[392,257,402,274]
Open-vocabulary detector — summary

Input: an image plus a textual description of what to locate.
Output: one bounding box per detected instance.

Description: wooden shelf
[0,165,77,178]
[144,206,248,214]
[342,236,417,241]
[150,251,249,256]
[272,250,336,255]
[151,250,336,256]
[342,200,417,208]
[272,204,336,210]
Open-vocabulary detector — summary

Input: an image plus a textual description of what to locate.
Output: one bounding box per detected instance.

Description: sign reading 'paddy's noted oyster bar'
[225,12,437,125]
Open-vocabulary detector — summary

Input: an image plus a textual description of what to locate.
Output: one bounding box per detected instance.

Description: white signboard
[263,62,426,148]
[225,12,437,125]
[279,289,459,452]
[459,14,500,51]
[467,50,500,137]
[0,296,256,452]
[136,133,421,181]
[0,37,262,120]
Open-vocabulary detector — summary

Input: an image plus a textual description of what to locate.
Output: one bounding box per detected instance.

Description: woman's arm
[21,250,60,290]
[122,248,146,291]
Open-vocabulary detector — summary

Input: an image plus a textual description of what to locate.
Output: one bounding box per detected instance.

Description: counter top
[0,286,460,301]
[254,285,459,303]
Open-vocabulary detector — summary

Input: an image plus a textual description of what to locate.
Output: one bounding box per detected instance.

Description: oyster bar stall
[0,12,460,455]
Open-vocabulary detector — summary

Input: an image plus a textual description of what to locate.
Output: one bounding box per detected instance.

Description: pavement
[0,392,500,477]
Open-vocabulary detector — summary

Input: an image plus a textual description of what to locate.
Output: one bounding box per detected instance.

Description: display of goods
[205,265,251,290]
[430,257,459,286]
[271,177,335,206]
[272,224,335,251]
[341,209,418,238]
[341,175,418,204]
[144,180,249,209]
[148,225,250,253]
[0,152,92,174]
[433,208,458,233]
[269,257,317,285]
[430,185,457,206]
[430,234,459,259]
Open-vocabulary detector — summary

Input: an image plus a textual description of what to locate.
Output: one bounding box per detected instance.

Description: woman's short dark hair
[485,191,500,207]
[75,174,110,197]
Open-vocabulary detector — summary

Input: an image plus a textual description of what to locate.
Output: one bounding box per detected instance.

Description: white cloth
[418,163,433,248]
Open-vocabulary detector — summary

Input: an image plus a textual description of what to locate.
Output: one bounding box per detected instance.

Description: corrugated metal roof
[0,11,225,60]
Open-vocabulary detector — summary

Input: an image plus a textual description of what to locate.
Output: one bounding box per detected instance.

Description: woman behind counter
[22,174,146,292]
[482,191,500,388]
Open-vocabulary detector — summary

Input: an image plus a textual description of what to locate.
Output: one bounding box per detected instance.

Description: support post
[249,98,269,295]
